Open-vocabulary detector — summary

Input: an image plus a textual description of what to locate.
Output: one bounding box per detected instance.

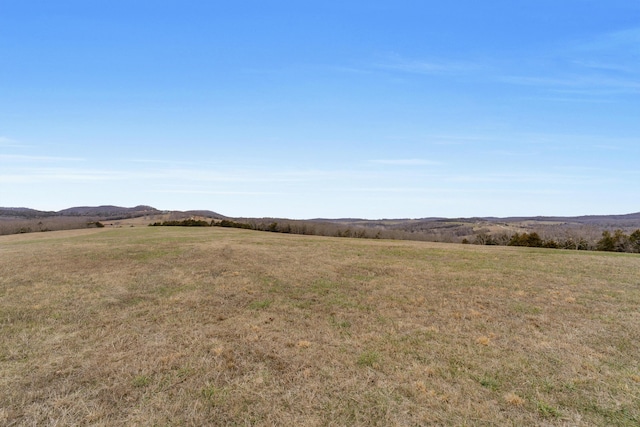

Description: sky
[1,1,639,219]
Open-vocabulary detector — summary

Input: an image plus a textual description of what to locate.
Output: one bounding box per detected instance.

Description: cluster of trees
[147,218,640,253]
[596,229,640,253]
[467,229,640,253]
[149,219,211,227]
[0,218,101,235]
[149,218,384,239]
[215,219,253,229]
[216,219,374,237]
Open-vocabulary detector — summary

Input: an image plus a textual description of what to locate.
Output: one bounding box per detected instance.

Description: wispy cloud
[500,74,640,94]
[0,136,25,148]
[571,60,633,73]
[0,154,85,162]
[0,164,359,186]
[155,189,284,196]
[0,168,125,184]
[499,27,640,98]
[518,95,616,104]
[592,144,625,151]
[425,134,500,146]
[573,27,640,54]
[375,54,482,75]
[325,185,571,197]
[327,65,375,75]
[370,159,441,166]
[325,186,460,194]
[125,158,200,165]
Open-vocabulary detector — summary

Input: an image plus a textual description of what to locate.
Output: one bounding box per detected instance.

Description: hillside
[1,227,638,425]
[0,205,160,219]
[0,205,226,235]
[2,205,640,249]
[0,207,57,218]
[57,205,160,218]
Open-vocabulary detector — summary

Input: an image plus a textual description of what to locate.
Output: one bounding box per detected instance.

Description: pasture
[1,227,639,425]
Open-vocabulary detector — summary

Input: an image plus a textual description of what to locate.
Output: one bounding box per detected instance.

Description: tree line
[0,218,104,235]
[466,230,640,253]
[149,218,382,238]
[149,219,640,254]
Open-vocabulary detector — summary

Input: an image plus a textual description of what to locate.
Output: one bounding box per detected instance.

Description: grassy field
[1,227,639,426]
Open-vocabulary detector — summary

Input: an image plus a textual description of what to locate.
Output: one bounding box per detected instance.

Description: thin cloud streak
[156,189,284,196]
[369,159,441,166]
[571,60,634,73]
[324,186,569,196]
[0,136,24,148]
[0,154,86,162]
[0,165,366,186]
[0,168,127,183]
[499,75,640,93]
[375,54,483,75]
[499,27,640,98]
[573,27,640,54]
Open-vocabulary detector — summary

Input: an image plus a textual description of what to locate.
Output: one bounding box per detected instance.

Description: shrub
[508,232,543,247]
[630,229,640,253]
[597,229,630,252]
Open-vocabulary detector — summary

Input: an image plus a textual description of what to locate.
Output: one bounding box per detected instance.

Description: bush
[508,232,543,247]
[150,219,210,227]
[215,220,252,229]
[597,229,631,252]
[630,229,640,253]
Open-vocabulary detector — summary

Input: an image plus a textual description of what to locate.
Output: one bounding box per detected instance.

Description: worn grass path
[1,227,639,425]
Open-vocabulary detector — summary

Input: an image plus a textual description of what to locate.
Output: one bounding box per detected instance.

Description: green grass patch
[249,299,272,310]
[357,350,381,367]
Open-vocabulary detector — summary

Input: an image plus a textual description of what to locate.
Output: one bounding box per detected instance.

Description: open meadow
[1,227,639,426]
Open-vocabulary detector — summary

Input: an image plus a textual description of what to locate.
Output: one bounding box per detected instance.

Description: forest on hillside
[3,206,640,253]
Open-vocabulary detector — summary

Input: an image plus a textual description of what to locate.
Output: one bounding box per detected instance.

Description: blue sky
[1,1,639,219]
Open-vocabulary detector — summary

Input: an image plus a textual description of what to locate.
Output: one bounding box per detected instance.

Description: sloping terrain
[2,205,639,243]
[0,206,226,235]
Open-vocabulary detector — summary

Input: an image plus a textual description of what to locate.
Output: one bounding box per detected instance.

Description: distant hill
[2,205,639,244]
[0,207,57,218]
[313,213,640,231]
[0,205,162,220]
[0,205,227,222]
[481,212,640,223]
[57,205,161,218]
[184,210,228,219]
[2,205,637,225]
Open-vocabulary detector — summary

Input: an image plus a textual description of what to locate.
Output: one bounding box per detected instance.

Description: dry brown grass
[1,227,639,426]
